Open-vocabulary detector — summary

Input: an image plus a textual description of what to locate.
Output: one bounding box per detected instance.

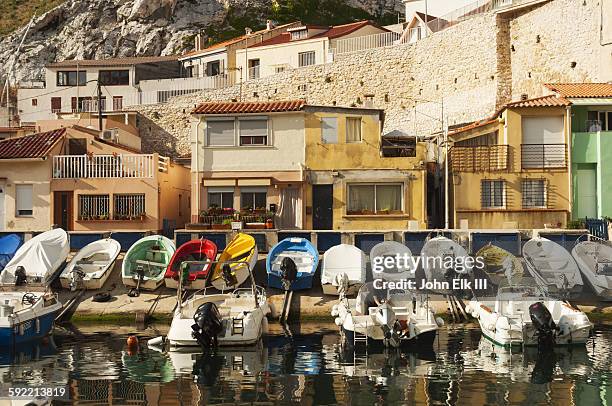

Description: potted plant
[265,218,274,229]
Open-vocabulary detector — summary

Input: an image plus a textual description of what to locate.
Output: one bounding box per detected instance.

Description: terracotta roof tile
[47,56,178,68]
[193,100,306,114]
[448,118,498,135]
[545,83,612,98]
[0,128,65,159]
[505,94,571,108]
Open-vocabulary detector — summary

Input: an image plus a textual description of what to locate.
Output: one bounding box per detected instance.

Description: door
[312,185,333,230]
[576,165,597,218]
[51,97,62,113]
[53,192,74,231]
[0,182,5,231]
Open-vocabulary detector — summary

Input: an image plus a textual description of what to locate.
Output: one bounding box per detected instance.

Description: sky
[403,0,482,18]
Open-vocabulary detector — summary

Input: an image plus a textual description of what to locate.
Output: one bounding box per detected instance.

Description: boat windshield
[355,282,413,314]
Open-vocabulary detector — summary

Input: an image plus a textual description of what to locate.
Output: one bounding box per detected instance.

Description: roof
[504,94,571,108]
[0,129,65,159]
[250,20,386,48]
[193,100,306,115]
[545,83,612,98]
[46,55,178,68]
[415,12,441,22]
[448,118,498,135]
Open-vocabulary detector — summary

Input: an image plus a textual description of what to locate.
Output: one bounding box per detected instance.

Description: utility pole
[442,98,449,230]
[97,80,103,131]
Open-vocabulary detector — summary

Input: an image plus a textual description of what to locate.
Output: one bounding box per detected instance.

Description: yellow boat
[211,233,258,290]
[476,243,524,287]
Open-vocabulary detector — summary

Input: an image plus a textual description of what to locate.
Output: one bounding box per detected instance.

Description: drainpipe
[194,118,202,223]
[566,106,573,222]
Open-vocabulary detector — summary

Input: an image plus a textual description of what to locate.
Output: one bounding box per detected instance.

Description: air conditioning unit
[101,128,118,142]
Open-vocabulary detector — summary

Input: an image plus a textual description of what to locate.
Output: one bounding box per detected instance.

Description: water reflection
[0,324,609,405]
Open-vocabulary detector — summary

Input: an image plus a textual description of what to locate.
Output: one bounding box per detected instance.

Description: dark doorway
[312,184,333,230]
[53,191,73,231]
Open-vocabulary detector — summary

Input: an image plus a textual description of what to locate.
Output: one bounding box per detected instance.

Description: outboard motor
[70,266,86,291]
[529,301,556,348]
[192,353,224,386]
[14,266,27,286]
[221,264,237,288]
[280,257,298,290]
[191,302,223,349]
[128,266,145,297]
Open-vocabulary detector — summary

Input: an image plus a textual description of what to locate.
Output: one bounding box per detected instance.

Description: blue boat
[266,238,319,291]
[0,291,62,346]
[0,234,22,271]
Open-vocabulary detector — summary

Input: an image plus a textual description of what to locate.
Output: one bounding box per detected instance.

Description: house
[0,125,36,140]
[190,99,427,231]
[545,83,612,219]
[17,56,182,124]
[449,94,572,229]
[399,12,443,43]
[0,126,190,233]
[234,21,389,81]
[179,21,302,82]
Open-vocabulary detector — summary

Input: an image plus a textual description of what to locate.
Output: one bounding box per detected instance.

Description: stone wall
[135,0,609,158]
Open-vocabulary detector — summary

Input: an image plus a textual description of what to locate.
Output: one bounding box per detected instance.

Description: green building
[546,83,612,219]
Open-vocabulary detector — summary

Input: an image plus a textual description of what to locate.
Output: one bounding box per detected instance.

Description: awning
[237,178,271,186]
[202,179,236,187]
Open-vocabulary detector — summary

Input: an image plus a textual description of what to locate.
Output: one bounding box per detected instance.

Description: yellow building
[0,125,190,233]
[449,95,572,229]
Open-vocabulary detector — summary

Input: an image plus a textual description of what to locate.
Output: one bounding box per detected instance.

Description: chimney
[364,94,375,108]
[266,20,273,30]
[520,93,528,101]
[195,33,202,51]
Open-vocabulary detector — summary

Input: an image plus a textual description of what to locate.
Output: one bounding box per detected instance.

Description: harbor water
[1,323,610,405]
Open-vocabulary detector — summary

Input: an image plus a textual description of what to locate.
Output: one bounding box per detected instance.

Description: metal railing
[78,195,110,221]
[114,194,146,220]
[333,31,401,55]
[52,154,155,179]
[450,145,509,172]
[585,120,604,132]
[521,144,567,169]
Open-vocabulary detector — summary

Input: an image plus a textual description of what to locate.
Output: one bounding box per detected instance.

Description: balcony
[521,144,567,169]
[450,145,509,172]
[53,154,156,179]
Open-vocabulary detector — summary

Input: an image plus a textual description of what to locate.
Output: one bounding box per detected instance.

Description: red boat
[164,239,217,289]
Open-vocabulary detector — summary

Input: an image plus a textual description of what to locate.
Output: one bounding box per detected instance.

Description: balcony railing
[450,145,509,172]
[53,154,155,179]
[521,144,567,169]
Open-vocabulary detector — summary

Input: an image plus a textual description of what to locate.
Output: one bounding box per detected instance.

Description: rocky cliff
[0,0,403,82]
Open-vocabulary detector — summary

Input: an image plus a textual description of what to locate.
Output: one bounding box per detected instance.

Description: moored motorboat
[370,241,415,282]
[467,284,592,347]
[164,239,217,290]
[0,228,69,286]
[420,235,472,293]
[60,238,121,290]
[475,242,524,288]
[210,233,258,291]
[121,235,175,293]
[0,291,62,346]
[523,236,583,298]
[0,234,22,272]
[572,240,612,301]
[332,282,442,348]
[321,244,366,296]
[266,237,318,291]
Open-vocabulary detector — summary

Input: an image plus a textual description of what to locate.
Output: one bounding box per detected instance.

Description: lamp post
[244,27,252,82]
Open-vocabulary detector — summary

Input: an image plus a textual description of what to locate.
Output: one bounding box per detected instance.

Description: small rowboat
[60,238,121,290]
[321,244,366,296]
[210,233,258,291]
[572,240,612,301]
[266,238,318,291]
[164,239,218,290]
[369,241,415,282]
[122,235,176,292]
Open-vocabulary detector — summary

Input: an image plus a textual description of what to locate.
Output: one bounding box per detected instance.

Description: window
[347,183,402,215]
[206,60,221,76]
[290,29,308,40]
[248,59,260,80]
[57,71,86,87]
[298,51,316,67]
[31,99,37,107]
[275,65,287,73]
[241,187,267,211]
[112,96,123,111]
[15,184,33,216]
[78,195,110,220]
[522,179,547,208]
[481,180,506,209]
[98,70,129,86]
[587,110,612,131]
[51,97,62,113]
[239,118,268,145]
[208,188,234,209]
[346,117,362,143]
[68,138,87,155]
[114,194,146,220]
[321,117,338,144]
[206,120,235,146]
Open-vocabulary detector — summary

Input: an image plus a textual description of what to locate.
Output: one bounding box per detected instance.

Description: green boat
[121,235,176,292]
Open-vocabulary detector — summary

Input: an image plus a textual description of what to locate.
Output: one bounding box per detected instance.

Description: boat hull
[122,276,164,291]
[322,282,362,296]
[267,273,313,291]
[342,327,437,349]
[164,277,207,290]
[60,259,117,290]
[0,308,59,346]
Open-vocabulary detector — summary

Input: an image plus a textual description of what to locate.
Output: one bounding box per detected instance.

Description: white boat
[420,235,471,293]
[321,244,366,296]
[572,240,612,301]
[0,291,62,346]
[466,285,592,347]
[523,237,583,298]
[332,282,442,348]
[60,238,121,291]
[0,229,69,286]
[370,241,415,282]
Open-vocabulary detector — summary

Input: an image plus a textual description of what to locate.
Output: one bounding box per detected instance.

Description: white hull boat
[467,285,592,347]
[0,291,62,346]
[523,237,583,298]
[420,235,471,293]
[370,241,415,282]
[572,240,612,301]
[0,229,69,286]
[332,282,442,348]
[321,244,366,296]
[60,238,121,291]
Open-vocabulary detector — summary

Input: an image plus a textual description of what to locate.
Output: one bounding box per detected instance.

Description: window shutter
[206,120,235,146]
[321,117,338,144]
[15,185,33,214]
